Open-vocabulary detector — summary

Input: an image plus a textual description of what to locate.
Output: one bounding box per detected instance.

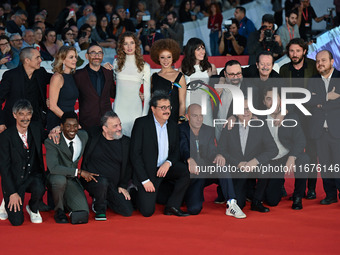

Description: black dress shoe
[292,197,303,210]
[320,197,338,205]
[251,201,270,213]
[164,207,190,217]
[306,190,316,200]
[54,209,68,223]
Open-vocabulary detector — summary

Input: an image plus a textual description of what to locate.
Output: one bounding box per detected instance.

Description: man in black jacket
[130,92,190,217]
[0,100,45,226]
[261,87,309,209]
[307,50,340,205]
[82,111,134,221]
[0,47,52,132]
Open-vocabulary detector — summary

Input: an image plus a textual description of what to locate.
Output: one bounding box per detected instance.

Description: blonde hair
[52,45,78,74]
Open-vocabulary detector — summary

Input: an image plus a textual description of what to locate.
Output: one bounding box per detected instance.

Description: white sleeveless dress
[113,54,151,137]
[184,64,213,126]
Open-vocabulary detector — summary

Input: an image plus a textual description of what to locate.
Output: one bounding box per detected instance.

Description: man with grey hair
[9,33,23,54]
[0,47,52,132]
[6,10,28,36]
[0,99,46,226]
[77,4,94,29]
[22,29,35,48]
[81,111,134,220]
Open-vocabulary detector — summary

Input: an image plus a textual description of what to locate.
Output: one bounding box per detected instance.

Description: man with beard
[279,38,318,199]
[140,19,163,55]
[215,60,259,140]
[74,45,116,130]
[81,111,134,221]
[307,50,340,205]
[160,11,184,52]
[277,9,300,49]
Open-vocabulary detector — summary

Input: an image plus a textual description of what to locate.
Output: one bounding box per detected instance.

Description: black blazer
[306,69,340,139]
[218,122,278,167]
[178,121,217,164]
[259,112,306,158]
[82,127,132,189]
[0,65,51,127]
[130,114,180,184]
[0,122,45,197]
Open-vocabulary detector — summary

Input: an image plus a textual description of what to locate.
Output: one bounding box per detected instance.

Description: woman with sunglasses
[150,39,186,123]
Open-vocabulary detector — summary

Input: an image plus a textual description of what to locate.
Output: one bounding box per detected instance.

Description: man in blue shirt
[234,6,256,39]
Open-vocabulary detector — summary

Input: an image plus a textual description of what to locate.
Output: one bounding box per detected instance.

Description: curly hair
[52,46,77,74]
[116,31,144,72]
[181,38,211,76]
[150,39,181,65]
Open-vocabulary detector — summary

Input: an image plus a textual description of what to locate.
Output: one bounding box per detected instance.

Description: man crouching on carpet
[45,112,98,224]
[130,92,190,217]
[0,99,46,226]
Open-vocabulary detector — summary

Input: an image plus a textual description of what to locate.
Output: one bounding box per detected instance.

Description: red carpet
[0,177,339,255]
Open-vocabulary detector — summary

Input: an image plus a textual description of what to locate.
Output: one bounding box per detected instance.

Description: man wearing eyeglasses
[215,60,259,140]
[6,10,27,36]
[9,34,23,54]
[130,92,190,217]
[73,45,115,130]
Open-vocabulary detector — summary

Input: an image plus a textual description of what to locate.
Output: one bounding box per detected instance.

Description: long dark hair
[181,37,211,76]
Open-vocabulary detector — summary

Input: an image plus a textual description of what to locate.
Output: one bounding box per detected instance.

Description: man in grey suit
[45,112,98,224]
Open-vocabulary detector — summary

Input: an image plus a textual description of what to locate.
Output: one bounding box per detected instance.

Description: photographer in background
[247,14,283,65]
[218,18,247,56]
[140,19,164,55]
[161,11,184,52]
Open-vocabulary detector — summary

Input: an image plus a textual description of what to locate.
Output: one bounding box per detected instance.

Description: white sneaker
[26,205,43,223]
[226,199,246,219]
[0,199,8,220]
[92,198,96,213]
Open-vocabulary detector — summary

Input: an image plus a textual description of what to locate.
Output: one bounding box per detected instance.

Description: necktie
[69,141,74,158]
[22,133,29,149]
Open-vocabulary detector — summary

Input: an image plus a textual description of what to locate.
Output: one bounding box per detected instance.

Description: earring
[62,63,65,71]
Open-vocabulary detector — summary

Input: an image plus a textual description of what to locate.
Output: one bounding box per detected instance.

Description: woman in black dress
[150,39,186,123]
[47,46,79,131]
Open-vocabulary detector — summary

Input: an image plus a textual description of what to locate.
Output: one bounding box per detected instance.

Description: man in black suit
[0,47,52,132]
[215,60,259,140]
[307,50,340,205]
[130,92,190,217]
[45,112,98,224]
[0,99,45,226]
[81,111,134,221]
[218,99,278,212]
[179,104,246,218]
[261,87,309,209]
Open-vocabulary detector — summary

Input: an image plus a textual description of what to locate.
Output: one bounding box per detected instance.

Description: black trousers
[316,130,340,199]
[82,176,134,217]
[4,175,45,226]
[137,162,190,217]
[265,154,308,206]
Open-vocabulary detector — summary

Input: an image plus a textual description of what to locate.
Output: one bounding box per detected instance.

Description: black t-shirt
[87,135,122,186]
[299,6,317,41]
[219,33,247,56]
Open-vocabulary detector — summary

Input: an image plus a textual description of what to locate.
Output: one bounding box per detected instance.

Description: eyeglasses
[65,33,73,36]
[85,8,93,12]
[226,72,242,77]
[112,17,119,20]
[156,105,172,111]
[11,38,23,42]
[0,42,9,46]
[88,51,104,56]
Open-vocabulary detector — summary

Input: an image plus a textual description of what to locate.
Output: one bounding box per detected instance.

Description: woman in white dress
[180,38,217,126]
[113,31,151,137]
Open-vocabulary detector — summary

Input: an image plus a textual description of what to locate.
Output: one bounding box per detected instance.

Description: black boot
[292,197,303,210]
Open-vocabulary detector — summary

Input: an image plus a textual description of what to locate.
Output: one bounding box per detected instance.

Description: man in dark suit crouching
[130,92,190,217]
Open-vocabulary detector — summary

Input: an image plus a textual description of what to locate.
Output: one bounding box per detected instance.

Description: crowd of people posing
[0,31,339,226]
